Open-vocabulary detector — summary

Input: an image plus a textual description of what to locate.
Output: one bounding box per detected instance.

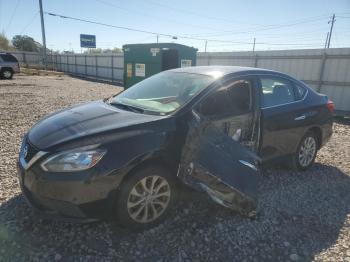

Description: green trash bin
[123,43,197,88]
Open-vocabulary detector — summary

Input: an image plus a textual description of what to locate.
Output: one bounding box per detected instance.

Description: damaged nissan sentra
[17,66,333,228]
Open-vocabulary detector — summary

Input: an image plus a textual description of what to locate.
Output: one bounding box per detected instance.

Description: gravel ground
[0,75,349,262]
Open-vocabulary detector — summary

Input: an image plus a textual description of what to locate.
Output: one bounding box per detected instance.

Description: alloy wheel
[127,175,171,223]
[298,136,316,167]
[3,70,12,79]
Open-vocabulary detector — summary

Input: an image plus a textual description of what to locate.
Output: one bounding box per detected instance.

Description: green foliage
[85,48,103,54]
[84,47,122,54]
[111,47,122,53]
[0,33,12,50]
[12,35,39,52]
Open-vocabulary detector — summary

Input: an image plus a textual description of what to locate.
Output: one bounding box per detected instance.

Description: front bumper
[17,152,122,223]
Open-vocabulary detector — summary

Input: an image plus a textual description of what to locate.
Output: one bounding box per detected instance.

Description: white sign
[150,48,160,56]
[181,59,192,68]
[135,63,146,77]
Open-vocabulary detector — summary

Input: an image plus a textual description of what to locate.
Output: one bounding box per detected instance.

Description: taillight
[326,99,334,112]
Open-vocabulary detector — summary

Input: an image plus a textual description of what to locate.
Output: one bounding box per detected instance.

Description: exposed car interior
[111,71,214,114]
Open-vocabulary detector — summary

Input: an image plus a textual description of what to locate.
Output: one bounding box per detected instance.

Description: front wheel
[1,69,13,79]
[289,131,318,171]
[115,166,177,229]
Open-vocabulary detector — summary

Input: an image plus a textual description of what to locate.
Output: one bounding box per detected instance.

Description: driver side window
[200,79,253,117]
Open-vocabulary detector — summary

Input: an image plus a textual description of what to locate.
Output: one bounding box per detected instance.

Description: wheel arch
[117,151,179,191]
[1,67,14,73]
[306,126,322,150]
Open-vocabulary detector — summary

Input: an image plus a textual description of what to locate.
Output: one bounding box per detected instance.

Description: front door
[177,76,261,216]
[199,77,260,151]
[178,114,260,216]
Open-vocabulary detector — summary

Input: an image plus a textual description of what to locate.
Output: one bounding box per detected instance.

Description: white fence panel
[4,48,349,114]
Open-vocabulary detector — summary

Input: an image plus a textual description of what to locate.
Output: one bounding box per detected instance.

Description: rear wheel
[1,69,13,79]
[115,166,177,228]
[289,131,318,171]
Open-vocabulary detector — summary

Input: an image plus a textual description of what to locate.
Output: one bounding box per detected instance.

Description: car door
[177,113,260,217]
[177,77,261,216]
[258,75,308,161]
[198,76,261,151]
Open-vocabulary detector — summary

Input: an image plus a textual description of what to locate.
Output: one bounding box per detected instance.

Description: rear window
[0,54,18,62]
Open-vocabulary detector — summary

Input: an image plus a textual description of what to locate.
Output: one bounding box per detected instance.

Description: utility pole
[252,38,256,52]
[156,35,159,43]
[324,32,329,49]
[327,14,336,48]
[39,0,47,69]
[204,40,207,53]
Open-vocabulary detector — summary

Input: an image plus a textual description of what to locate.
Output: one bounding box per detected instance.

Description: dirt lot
[0,75,350,261]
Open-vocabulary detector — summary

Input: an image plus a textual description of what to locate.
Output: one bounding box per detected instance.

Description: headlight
[40,145,106,172]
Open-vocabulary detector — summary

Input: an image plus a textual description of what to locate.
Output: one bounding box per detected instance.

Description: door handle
[294,115,306,121]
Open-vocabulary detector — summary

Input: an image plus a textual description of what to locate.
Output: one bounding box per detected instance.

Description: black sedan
[17,66,333,228]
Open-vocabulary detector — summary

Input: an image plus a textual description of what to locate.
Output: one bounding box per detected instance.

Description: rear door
[178,114,260,216]
[258,75,308,160]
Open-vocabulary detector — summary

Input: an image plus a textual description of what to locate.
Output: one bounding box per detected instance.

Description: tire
[289,131,318,171]
[1,69,13,79]
[115,166,177,229]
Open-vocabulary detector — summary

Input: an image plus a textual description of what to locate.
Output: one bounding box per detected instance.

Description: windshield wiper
[109,102,144,113]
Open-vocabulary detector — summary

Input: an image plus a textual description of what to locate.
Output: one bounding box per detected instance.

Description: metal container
[123,43,197,88]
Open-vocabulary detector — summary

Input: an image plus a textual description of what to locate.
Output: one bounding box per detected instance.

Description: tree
[12,35,39,52]
[0,33,11,50]
[85,48,103,54]
[111,47,122,53]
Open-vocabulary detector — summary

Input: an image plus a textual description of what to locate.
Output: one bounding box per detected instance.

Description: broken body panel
[178,112,261,216]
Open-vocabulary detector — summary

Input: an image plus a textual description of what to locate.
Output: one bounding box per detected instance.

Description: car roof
[169,66,279,77]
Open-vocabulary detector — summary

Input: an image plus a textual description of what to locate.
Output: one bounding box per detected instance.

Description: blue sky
[0,0,349,52]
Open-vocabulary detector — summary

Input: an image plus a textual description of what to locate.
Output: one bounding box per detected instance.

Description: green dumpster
[123,43,197,88]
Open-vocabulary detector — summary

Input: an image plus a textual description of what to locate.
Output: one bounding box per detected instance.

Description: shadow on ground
[67,74,123,88]
[0,163,349,261]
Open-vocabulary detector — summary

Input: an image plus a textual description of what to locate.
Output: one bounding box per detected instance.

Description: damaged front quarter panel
[177,111,261,217]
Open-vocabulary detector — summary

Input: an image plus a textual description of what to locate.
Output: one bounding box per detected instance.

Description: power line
[45,11,327,48]
[6,0,21,31]
[97,0,339,40]
[94,0,230,33]
[135,0,262,26]
[183,16,330,37]
[208,42,319,47]
[46,11,176,38]
[185,16,330,38]
[237,27,329,37]
[19,12,39,35]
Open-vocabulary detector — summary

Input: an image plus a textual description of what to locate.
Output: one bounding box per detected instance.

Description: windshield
[111,72,214,115]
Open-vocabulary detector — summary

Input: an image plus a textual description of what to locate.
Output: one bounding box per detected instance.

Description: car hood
[28,101,165,150]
